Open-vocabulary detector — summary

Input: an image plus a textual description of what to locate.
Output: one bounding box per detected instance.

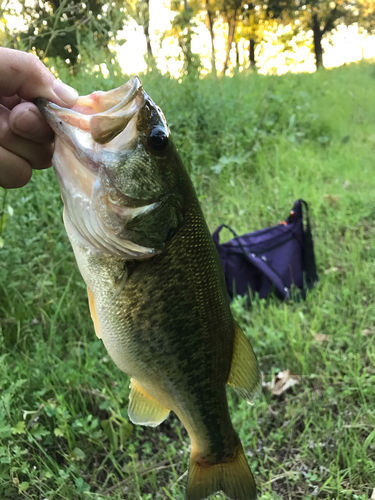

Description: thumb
[0,48,78,107]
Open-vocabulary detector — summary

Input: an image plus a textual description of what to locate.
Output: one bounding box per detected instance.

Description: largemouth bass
[37,77,261,500]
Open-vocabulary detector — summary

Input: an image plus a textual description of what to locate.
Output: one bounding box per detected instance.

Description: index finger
[0,48,78,107]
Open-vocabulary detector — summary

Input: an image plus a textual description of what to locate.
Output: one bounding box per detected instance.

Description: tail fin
[186,446,257,500]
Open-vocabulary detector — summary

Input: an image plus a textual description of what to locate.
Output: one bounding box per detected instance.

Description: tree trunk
[206,2,217,77]
[249,38,256,67]
[183,0,193,73]
[142,0,153,68]
[222,10,237,75]
[145,0,152,58]
[312,13,323,69]
[236,41,240,67]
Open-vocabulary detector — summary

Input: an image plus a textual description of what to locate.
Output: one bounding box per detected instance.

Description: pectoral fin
[227,321,261,404]
[87,286,101,339]
[128,379,170,427]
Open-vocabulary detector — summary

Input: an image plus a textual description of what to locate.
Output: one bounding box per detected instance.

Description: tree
[221,0,280,73]
[357,0,375,49]
[169,0,201,75]
[125,0,154,66]
[200,0,260,74]
[219,0,243,74]
[267,0,375,69]
[204,0,219,76]
[0,7,12,47]
[222,0,282,71]
[4,0,127,66]
[236,2,269,68]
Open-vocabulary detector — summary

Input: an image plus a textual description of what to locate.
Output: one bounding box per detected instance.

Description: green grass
[1,61,375,500]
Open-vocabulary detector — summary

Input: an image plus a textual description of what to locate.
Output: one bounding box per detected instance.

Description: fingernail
[53,80,78,106]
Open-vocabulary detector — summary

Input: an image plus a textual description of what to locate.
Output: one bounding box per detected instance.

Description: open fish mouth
[36,77,163,260]
[37,76,144,161]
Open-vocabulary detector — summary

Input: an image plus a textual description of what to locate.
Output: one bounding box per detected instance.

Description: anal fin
[227,321,261,404]
[87,286,101,339]
[128,378,170,427]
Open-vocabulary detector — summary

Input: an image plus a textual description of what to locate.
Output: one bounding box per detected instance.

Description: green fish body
[37,77,261,500]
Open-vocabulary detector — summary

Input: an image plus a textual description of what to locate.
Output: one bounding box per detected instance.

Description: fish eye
[147,127,168,152]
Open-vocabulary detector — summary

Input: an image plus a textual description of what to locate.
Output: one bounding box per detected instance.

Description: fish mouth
[36,77,160,259]
[37,76,144,161]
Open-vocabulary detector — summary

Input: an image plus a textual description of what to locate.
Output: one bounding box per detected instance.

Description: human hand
[0,48,78,188]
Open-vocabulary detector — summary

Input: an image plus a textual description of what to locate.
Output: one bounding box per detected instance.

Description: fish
[36,76,261,500]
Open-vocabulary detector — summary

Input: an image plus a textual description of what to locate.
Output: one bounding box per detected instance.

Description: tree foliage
[125,0,154,64]
[1,0,374,74]
[4,0,127,66]
[267,0,375,68]
[236,2,279,68]
[169,0,202,75]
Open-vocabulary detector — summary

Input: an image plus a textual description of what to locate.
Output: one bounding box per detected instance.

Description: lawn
[0,61,374,500]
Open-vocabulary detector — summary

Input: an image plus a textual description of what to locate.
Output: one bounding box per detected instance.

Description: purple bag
[212,200,319,301]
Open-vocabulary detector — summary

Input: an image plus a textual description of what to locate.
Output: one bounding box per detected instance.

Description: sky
[3,0,375,76]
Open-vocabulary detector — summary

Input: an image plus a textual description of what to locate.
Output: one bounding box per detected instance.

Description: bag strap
[300,200,319,289]
[212,224,225,246]
[213,224,289,300]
